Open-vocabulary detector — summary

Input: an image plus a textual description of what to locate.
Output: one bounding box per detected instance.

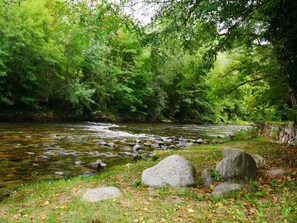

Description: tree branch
[227,74,272,94]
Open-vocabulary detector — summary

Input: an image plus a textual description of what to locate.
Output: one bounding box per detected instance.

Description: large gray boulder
[216,151,257,180]
[82,187,123,202]
[212,182,243,196]
[142,155,196,187]
[222,148,244,158]
[223,148,265,169]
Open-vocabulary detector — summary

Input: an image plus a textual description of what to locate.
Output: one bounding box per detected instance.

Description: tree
[126,0,297,123]
[265,0,297,122]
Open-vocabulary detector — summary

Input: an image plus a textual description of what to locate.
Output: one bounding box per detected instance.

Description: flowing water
[0,122,250,197]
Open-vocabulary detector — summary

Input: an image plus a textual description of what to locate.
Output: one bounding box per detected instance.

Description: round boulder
[216,152,257,180]
[141,155,196,187]
[222,148,244,158]
[82,187,123,202]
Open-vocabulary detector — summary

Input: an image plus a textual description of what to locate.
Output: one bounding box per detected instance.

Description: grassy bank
[1,138,296,223]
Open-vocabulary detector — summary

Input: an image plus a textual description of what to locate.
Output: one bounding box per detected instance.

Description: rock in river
[85,160,107,170]
[55,171,64,176]
[37,155,50,161]
[80,172,94,177]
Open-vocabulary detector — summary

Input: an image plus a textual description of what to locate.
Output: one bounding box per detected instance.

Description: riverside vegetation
[0,134,296,222]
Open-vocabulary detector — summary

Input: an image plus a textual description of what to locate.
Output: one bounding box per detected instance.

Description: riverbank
[0,110,120,123]
[1,137,296,222]
[0,110,228,124]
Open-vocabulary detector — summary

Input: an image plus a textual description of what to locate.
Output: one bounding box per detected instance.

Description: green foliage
[125,0,296,123]
[208,169,223,182]
[0,0,295,123]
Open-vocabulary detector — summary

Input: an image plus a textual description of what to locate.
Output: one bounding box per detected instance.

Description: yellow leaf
[187,208,195,213]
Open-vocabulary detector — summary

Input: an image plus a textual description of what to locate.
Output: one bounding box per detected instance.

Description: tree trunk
[289,87,297,125]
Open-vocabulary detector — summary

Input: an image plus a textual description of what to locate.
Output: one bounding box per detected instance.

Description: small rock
[103,152,114,157]
[37,155,50,161]
[25,152,35,155]
[212,182,243,196]
[32,163,39,167]
[43,151,56,156]
[75,161,85,165]
[201,168,214,187]
[70,152,84,156]
[98,140,107,146]
[196,138,203,144]
[96,159,107,167]
[267,169,288,177]
[107,142,115,148]
[133,144,141,152]
[168,145,177,149]
[85,161,106,170]
[151,144,159,149]
[82,187,123,202]
[80,172,94,177]
[118,152,137,157]
[58,151,71,156]
[176,143,184,148]
[55,171,64,176]
[87,151,100,156]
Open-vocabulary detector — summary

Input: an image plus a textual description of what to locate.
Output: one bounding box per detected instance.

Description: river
[0,122,250,197]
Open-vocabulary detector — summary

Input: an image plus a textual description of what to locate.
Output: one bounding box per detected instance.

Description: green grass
[0,137,296,223]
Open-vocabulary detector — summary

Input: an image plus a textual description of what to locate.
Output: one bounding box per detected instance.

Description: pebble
[75,161,85,165]
[80,172,94,177]
[37,155,50,161]
[55,171,64,176]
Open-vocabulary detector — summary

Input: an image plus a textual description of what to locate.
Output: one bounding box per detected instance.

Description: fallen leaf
[187,208,195,213]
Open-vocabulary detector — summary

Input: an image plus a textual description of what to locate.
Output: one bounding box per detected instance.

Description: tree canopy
[0,0,296,123]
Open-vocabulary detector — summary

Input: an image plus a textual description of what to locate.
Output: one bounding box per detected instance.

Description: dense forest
[0,0,296,123]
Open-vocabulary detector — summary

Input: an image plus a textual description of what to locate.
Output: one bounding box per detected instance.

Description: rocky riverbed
[0,122,250,196]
